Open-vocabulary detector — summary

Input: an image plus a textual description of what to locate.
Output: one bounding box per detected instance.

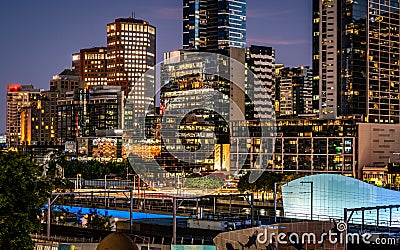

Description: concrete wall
[358,123,400,171]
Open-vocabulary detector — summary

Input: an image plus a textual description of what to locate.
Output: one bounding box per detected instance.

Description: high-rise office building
[87,86,125,136]
[6,85,42,149]
[107,17,156,119]
[245,45,275,120]
[148,0,255,173]
[57,88,88,144]
[183,0,247,52]
[57,86,124,145]
[313,0,400,123]
[155,48,247,172]
[276,66,313,117]
[49,69,83,144]
[183,0,207,50]
[72,47,108,88]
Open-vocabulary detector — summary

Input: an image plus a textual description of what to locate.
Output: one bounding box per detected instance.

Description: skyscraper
[276,66,313,117]
[183,0,247,52]
[183,0,207,50]
[157,48,246,172]
[107,17,156,119]
[245,45,275,120]
[313,0,400,123]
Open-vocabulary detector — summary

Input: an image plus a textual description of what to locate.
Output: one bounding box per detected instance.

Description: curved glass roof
[282,174,400,227]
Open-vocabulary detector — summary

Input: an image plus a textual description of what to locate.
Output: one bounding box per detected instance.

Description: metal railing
[31,233,100,243]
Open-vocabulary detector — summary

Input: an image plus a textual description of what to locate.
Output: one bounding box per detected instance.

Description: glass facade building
[235,118,358,175]
[282,174,400,227]
[183,0,247,52]
[313,0,400,123]
[157,51,241,172]
[183,0,207,50]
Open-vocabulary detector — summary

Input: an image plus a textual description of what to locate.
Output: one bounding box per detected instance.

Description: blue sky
[0,0,312,133]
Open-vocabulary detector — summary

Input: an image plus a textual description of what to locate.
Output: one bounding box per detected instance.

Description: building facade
[313,0,400,123]
[107,17,156,118]
[6,85,42,149]
[156,49,246,173]
[49,69,83,144]
[275,66,313,117]
[57,86,125,145]
[233,118,358,176]
[72,47,108,88]
[183,0,247,52]
[358,123,400,169]
[245,45,275,120]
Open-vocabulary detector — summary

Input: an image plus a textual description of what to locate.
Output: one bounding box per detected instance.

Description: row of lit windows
[108,23,155,34]
[108,41,150,47]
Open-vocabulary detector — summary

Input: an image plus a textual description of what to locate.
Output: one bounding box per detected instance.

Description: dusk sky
[0,0,312,133]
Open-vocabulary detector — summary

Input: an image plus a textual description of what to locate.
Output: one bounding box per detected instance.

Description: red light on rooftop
[8,84,21,92]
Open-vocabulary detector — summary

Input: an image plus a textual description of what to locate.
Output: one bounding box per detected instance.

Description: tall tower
[183,0,247,52]
[313,0,341,119]
[313,0,400,123]
[183,0,207,50]
[245,45,275,120]
[107,17,156,118]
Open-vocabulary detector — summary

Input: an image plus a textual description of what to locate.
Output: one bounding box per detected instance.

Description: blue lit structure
[46,205,185,220]
[282,174,400,227]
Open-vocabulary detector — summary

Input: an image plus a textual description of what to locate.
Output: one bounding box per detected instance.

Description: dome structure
[97,232,138,250]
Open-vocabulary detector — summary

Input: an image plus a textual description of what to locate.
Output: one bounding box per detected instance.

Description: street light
[300,181,314,221]
[104,174,114,207]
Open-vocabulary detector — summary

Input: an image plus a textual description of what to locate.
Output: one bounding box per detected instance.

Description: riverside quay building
[149,115,358,176]
[270,118,357,176]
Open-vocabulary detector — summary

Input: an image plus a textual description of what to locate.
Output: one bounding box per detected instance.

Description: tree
[0,151,53,249]
[85,209,112,231]
[183,174,225,189]
[237,172,256,193]
[237,171,304,196]
[281,173,305,184]
[62,159,131,180]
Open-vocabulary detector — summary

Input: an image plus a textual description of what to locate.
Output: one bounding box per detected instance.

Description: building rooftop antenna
[131,11,136,19]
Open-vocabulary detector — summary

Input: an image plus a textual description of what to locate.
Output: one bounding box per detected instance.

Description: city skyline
[0,0,312,133]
